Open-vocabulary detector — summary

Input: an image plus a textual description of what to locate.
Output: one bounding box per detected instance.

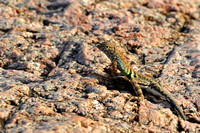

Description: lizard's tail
[166,94,186,120]
[151,82,186,120]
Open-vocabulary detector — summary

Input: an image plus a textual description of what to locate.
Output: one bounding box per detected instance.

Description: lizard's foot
[123,95,143,112]
[126,96,143,102]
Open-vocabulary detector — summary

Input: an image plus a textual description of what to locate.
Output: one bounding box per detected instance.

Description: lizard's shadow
[110,76,138,96]
[101,67,138,96]
[98,68,169,105]
[111,76,169,106]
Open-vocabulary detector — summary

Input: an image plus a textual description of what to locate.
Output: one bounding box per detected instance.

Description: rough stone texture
[0,0,199,132]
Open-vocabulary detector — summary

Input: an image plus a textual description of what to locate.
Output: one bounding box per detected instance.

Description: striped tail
[166,94,186,120]
[150,82,186,120]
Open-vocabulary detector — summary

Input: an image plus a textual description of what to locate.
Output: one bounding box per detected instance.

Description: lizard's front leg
[111,61,118,76]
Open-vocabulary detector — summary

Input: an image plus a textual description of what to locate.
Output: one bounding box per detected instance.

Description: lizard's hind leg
[112,76,144,102]
[112,76,144,114]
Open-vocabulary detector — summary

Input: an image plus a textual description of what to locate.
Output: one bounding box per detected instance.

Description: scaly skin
[97,40,186,120]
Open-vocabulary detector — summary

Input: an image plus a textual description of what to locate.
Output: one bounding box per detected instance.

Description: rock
[0,0,199,132]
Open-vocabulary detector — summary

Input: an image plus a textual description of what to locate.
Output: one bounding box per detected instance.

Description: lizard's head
[95,40,117,61]
[95,37,110,50]
[96,41,113,53]
[96,42,106,51]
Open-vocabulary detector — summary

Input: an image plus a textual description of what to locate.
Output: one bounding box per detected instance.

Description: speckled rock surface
[0,0,199,132]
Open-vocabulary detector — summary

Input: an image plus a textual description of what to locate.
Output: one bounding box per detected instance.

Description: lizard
[96,40,186,120]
